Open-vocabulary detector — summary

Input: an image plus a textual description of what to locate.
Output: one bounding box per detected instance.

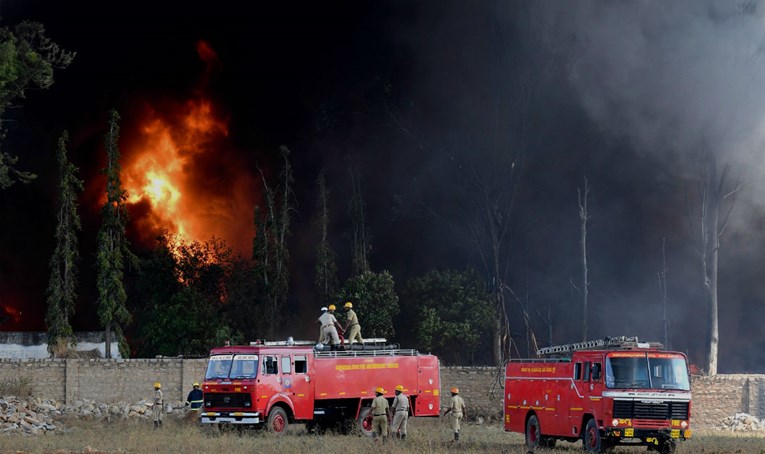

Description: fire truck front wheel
[583,418,604,454]
[267,407,289,435]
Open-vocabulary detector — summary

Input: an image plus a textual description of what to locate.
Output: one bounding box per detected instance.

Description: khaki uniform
[318,312,340,345]
[390,392,409,436]
[153,388,164,422]
[344,309,364,344]
[370,395,389,438]
[448,394,465,432]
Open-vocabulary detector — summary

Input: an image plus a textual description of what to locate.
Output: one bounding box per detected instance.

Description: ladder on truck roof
[536,336,664,356]
[251,337,390,347]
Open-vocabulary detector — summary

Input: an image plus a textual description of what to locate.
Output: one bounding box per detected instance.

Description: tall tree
[45,131,83,355]
[657,237,671,349]
[252,146,294,338]
[577,176,590,341]
[0,21,74,188]
[696,156,740,375]
[314,171,338,305]
[349,164,371,276]
[96,110,136,358]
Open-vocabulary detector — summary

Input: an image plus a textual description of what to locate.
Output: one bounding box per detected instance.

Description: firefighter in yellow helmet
[185,382,203,412]
[443,387,466,441]
[390,384,409,440]
[370,386,390,443]
[342,301,364,345]
[152,382,164,429]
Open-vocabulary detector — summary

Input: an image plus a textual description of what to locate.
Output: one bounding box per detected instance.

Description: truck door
[568,361,586,435]
[283,354,314,420]
[257,355,281,414]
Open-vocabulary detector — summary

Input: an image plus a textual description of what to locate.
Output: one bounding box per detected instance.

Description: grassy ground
[1,417,764,454]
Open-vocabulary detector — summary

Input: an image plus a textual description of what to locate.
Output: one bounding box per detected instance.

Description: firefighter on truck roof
[342,301,364,344]
[443,387,466,442]
[317,305,342,348]
[371,386,390,443]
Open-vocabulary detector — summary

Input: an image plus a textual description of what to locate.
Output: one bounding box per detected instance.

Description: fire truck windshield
[605,353,690,391]
[205,354,259,380]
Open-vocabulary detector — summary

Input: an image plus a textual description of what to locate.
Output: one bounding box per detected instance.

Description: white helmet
[320,306,328,312]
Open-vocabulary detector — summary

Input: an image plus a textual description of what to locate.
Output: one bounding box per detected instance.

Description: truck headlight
[612,419,619,427]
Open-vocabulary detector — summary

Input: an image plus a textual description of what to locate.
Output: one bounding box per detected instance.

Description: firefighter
[342,301,364,345]
[185,382,203,411]
[317,306,328,343]
[443,386,466,441]
[390,384,409,441]
[318,305,342,348]
[152,382,164,429]
[370,386,390,443]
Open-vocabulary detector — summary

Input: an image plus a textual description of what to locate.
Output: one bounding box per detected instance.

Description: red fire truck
[200,338,441,434]
[504,337,691,454]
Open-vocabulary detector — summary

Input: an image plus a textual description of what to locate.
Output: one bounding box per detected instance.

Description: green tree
[45,131,83,355]
[337,271,399,339]
[0,21,74,188]
[96,110,137,358]
[253,146,294,338]
[405,269,493,365]
[314,171,338,305]
[134,234,236,356]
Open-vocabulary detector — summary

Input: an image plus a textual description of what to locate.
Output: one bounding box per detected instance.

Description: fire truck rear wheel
[357,406,375,438]
[525,414,541,448]
[267,407,289,435]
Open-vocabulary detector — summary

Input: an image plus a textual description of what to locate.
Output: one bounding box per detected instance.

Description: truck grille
[613,400,689,420]
[206,392,248,408]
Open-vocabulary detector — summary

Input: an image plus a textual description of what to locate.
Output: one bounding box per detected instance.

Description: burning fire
[121,42,257,256]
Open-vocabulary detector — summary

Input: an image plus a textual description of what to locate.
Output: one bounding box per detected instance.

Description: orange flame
[122,98,256,256]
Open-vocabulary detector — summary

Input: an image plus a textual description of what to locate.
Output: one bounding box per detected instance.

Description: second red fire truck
[504,336,692,454]
[200,338,441,434]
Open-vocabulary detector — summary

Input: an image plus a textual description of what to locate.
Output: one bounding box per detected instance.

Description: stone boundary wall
[0,359,761,427]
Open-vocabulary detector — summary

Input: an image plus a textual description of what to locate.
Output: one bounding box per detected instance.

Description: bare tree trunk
[104,322,111,359]
[698,157,740,376]
[657,237,670,349]
[578,177,590,341]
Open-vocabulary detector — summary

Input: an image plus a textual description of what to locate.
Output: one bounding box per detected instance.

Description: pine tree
[96,110,137,358]
[45,131,83,356]
[314,171,337,305]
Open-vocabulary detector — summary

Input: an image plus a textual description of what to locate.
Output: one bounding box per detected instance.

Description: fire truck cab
[504,337,691,454]
[200,338,441,434]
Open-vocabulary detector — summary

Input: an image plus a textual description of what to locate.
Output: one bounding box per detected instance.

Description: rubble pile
[0,396,189,435]
[716,413,765,431]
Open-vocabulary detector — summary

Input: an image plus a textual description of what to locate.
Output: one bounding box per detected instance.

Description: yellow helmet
[328,304,336,311]
[154,382,161,389]
[375,386,385,394]
[450,387,459,394]
[344,301,353,308]
[395,385,404,391]
[193,382,200,387]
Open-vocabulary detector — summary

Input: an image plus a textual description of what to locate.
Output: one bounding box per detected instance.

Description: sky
[2,0,765,371]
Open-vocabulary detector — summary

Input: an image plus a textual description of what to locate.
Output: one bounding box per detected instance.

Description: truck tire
[267,407,289,435]
[525,414,541,449]
[658,439,676,454]
[583,418,602,454]
[357,406,375,438]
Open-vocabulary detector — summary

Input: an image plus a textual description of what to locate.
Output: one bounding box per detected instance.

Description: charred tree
[578,177,590,341]
[314,171,338,305]
[349,164,371,276]
[657,237,671,349]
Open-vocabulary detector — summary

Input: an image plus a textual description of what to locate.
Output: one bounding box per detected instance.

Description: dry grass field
[0,417,763,454]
